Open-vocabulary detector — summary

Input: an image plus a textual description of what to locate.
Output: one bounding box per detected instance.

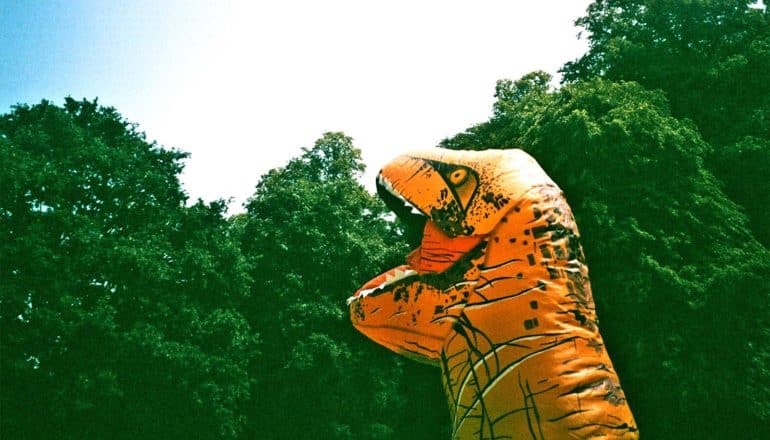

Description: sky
[1,0,592,212]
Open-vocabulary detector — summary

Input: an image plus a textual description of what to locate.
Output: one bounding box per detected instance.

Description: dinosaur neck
[439,186,638,439]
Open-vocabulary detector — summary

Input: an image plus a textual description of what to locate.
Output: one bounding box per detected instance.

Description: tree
[562,0,769,142]
[0,99,257,439]
[561,0,770,246]
[443,74,770,439]
[238,132,449,439]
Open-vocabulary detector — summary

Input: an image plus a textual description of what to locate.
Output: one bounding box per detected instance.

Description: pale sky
[1,0,591,212]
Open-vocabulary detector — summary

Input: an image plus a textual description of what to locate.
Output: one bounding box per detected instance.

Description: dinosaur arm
[349,222,486,365]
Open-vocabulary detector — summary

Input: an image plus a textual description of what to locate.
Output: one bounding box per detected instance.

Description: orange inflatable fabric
[348,149,639,439]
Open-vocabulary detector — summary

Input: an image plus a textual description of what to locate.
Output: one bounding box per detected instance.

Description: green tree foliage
[6,4,767,437]
[562,0,769,143]
[1,101,449,439]
[238,132,448,439]
[561,0,770,246]
[1,99,257,439]
[443,73,770,439]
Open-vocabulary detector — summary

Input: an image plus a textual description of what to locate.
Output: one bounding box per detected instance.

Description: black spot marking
[482,192,510,209]
[603,379,627,406]
[569,309,589,327]
[414,284,424,301]
[430,202,467,236]
[547,266,561,279]
[588,339,604,353]
[393,286,409,302]
[530,301,539,310]
[524,318,539,330]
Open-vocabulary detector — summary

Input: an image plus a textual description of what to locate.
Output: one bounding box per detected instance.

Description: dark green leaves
[562,0,770,246]
[1,99,257,439]
[239,132,446,439]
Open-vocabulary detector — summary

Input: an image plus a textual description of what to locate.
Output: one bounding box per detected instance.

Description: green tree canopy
[1,104,451,439]
[562,0,769,144]
[1,98,257,439]
[238,132,449,439]
[561,0,770,246]
[443,73,770,439]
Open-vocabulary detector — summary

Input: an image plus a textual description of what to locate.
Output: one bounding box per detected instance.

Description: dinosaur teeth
[393,268,417,281]
[378,174,425,217]
[346,268,419,305]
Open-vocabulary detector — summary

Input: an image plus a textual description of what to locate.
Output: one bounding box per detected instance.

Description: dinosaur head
[348,148,554,364]
[375,149,550,237]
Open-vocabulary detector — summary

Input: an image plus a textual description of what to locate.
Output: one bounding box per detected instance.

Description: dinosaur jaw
[346,265,417,305]
[376,173,425,218]
[347,176,482,306]
[345,220,482,306]
[348,171,484,325]
[347,172,487,362]
[346,221,487,362]
[377,171,483,267]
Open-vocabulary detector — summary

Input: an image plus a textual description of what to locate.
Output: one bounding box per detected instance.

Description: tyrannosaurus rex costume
[348,149,638,439]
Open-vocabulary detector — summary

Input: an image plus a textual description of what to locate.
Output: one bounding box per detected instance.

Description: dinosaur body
[348,149,638,439]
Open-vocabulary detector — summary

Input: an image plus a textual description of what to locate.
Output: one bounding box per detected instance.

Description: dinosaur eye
[448,168,469,186]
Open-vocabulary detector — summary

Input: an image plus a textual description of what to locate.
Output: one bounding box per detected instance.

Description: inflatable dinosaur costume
[348,149,638,439]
